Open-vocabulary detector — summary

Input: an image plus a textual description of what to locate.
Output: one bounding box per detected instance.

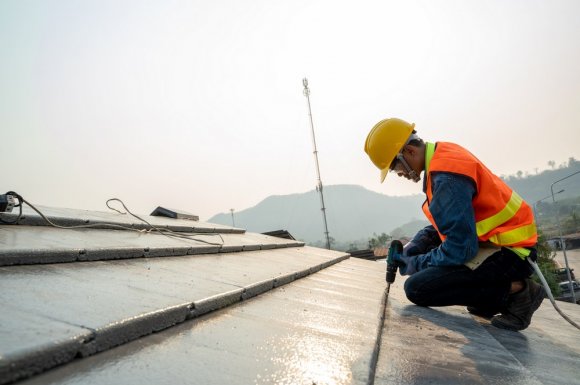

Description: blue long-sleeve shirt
[408,172,479,272]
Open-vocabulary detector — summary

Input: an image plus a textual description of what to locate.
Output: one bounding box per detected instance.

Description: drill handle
[386,240,404,284]
[387,240,404,265]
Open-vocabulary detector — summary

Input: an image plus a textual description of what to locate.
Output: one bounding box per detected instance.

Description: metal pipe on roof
[302,78,331,250]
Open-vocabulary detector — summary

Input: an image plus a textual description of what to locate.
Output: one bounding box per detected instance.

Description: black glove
[391,250,417,275]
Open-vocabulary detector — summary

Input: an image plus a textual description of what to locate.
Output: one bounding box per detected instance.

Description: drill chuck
[386,263,398,284]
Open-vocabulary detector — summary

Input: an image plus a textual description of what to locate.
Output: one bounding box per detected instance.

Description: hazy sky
[2,0,579,221]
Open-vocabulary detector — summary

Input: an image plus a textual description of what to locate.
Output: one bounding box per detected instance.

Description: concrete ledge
[241,279,275,300]
[241,244,261,252]
[0,331,92,385]
[146,246,191,258]
[273,272,296,287]
[188,245,221,255]
[0,241,305,267]
[218,245,244,253]
[295,269,310,280]
[0,250,79,266]
[79,248,147,261]
[319,254,350,269]
[190,289,245,318]
[80,304,191,357]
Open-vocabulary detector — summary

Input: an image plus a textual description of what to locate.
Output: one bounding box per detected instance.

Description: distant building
[548,232,580,250]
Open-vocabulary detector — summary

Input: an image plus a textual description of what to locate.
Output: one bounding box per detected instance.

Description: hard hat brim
[380,168,389,183]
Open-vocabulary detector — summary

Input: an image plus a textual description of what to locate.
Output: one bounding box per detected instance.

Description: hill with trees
[502,157,580,204]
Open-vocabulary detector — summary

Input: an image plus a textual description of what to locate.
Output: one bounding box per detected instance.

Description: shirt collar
[423,142,436,193]
[425,142,436,173]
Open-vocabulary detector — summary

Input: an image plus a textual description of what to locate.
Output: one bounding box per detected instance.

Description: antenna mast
[302,78,331,250]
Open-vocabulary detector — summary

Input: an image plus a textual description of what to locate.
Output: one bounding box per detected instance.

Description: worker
[364,118,544,331]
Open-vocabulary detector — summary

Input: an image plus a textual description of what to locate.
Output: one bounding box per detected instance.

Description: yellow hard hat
[364,118,415,183]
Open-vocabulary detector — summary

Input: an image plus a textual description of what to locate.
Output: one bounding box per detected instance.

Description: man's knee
[404,275,430,306]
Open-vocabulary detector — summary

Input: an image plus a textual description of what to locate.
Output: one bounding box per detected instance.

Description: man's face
[390,145,422,183]
[390,158,412,180]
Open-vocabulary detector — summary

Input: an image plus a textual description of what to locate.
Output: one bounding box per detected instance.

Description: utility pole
[230,208,235,227]
[302,78,331,250]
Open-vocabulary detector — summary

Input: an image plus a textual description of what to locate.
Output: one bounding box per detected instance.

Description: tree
[548,160,556,169]
[368,232,391,249]
[531,230,561,297]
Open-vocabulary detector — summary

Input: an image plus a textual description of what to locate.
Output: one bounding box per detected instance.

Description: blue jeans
[403,248,534,311]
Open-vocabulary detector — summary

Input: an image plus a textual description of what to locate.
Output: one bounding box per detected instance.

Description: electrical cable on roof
[0,191,224,246]
[104,198,224,245]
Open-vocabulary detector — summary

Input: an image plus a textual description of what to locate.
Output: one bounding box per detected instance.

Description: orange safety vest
[422,142,537,256]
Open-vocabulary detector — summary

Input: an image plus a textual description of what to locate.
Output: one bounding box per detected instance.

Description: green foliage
[535,195,580,238]
[531,230,561,297]
[368,232,391,249]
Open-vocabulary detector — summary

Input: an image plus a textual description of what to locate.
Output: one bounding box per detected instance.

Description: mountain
[502,159,580,203]
[208,185,425,244]
[208,161,580,245]
[390,219,431,239]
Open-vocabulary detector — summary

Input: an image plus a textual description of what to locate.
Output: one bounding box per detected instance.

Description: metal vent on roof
[262,230,296,240]
[349,249,382,260]
[150,206,199,221]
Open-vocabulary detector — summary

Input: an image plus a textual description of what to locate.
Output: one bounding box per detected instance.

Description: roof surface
[1,206,580,385]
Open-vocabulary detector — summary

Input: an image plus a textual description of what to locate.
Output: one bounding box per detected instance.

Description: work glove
[391,251,417,276]
[402,241,422,257]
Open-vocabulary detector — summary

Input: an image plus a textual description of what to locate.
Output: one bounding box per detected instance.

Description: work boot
[491,279,545,331]
[467,306,499,319]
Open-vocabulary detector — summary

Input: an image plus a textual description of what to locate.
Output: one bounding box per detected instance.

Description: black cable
[104,198,225,245]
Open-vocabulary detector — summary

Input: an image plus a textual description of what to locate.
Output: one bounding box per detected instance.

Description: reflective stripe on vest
[488,224,537,246]
[475,190,523,237]
[508,247,531,258]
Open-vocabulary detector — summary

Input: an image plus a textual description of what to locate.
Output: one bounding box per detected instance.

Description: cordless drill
[386,240,404,294]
